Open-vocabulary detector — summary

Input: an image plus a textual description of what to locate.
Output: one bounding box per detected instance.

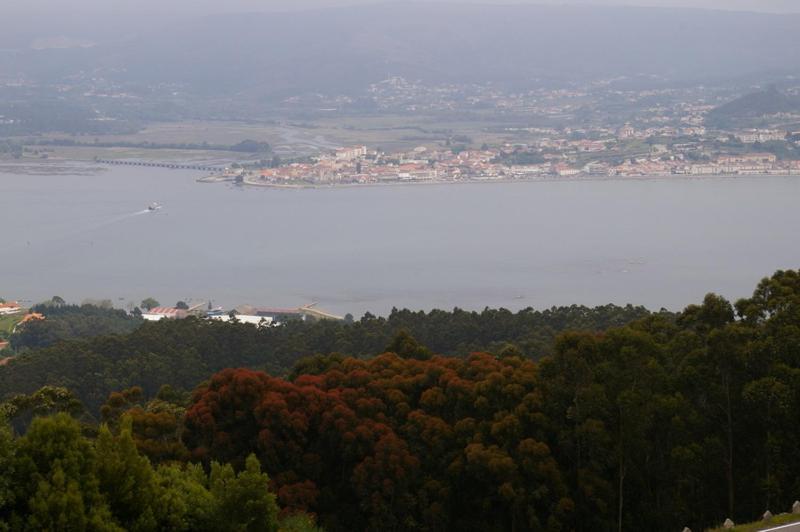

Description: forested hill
[0,304,650,413]
[10,302,142,351]
[706,86,800,128]
[2,271,799,531]
[182,270,800,531]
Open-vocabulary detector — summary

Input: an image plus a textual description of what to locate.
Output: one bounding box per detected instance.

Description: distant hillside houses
[718,153,777,165]
[681,153,788,176]
[0,302,22,315]
[141,307,189,321]
[333,146,367,161]
[735,130,787,143]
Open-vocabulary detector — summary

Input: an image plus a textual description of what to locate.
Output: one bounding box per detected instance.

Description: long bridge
[95,159,223,172]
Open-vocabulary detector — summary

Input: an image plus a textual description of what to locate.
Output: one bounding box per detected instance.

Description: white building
[618,124,636,139]
[141,307,188,321]
[0,302,22,316]
[208,314,273,328]
[335,146,367,161]
[735,130,786,144]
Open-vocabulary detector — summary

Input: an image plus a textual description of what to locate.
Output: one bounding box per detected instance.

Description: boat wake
[12,207,161,257]
[101,209,152,226]
[83,205,163,232]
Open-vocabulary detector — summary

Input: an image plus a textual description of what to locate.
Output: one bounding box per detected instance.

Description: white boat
[148,202,162,211]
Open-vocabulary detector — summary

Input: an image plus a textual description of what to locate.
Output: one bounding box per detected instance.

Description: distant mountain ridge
[2,3,800,95]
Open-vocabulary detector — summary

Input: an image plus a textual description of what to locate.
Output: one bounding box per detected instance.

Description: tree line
[1,270,799,530]
[178,271,800,531]
[10,302,142,352]
[0,303,650,413]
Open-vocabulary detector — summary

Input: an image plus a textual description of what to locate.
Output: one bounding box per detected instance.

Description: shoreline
[3,157,797,187]
[229,172,800,190]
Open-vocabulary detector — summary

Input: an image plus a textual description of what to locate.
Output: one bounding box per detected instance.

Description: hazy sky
[5,0,800,15]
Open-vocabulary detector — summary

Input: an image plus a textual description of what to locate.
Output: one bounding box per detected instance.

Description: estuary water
[2,163,799,316]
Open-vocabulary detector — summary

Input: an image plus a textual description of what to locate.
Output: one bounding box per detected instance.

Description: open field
[0,160,106,175]
[9,115,542,164]
[38,146,250,165]
[0,313,24,338]
[296,113,542,152]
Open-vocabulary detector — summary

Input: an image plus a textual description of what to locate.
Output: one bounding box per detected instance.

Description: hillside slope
[3,3,800,95]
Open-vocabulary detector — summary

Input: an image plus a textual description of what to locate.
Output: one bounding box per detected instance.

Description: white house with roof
[0,302,22,316]
[141,307,189,321]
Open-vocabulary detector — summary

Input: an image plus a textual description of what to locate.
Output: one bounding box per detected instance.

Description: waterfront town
[205,79,800,186]
[225,124,800,187]
[209,80,800,185]
[3,59,800,193]
[4,67,800,186]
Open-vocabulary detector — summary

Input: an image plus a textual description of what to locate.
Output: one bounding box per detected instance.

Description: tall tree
[13,413,118,530]
[209,454,279,532]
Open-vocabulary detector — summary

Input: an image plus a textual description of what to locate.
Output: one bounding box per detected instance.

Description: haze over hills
[5,0,800,16]
[706,86,800,128]
[2,3,800,97]
[3,1,800,529]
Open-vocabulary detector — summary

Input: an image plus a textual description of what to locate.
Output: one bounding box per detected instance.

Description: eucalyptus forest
[1,270,800,531]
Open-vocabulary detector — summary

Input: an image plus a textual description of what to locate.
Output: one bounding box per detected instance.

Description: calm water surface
[2,164,799,315]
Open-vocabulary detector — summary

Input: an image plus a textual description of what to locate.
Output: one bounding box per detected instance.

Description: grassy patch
[22,117,545,161]
[0,313,24,339]
[707,513,800,532]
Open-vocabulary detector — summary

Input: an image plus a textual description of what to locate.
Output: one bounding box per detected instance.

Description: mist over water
[3,165,799,315]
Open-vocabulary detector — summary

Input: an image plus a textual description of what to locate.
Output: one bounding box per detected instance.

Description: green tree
[11,303,141,351]
[538,332,614,531]
[140,298,160,311]
[742,376,792,510]
[154,463,215,531]
[0,421,15,530]
[278,513,324,532]
[13,413,119,531]
[95,417,162,530]
[0,386,84,434]
[209,454,279,532]
[385,329,432,360]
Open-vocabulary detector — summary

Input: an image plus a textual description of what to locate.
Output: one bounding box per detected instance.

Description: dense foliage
[10,303,142,352]
[180,270,800,531]
[2,271,800,530]
[0,413,283,531]
[184,356,568,531]
[0,304,649,413]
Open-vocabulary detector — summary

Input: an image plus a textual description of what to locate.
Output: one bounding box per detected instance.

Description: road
[761,522,800,532]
